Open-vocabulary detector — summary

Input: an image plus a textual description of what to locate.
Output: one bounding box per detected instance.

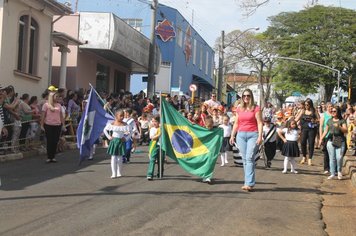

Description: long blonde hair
[47,92,56,111]
[240,88,255,110]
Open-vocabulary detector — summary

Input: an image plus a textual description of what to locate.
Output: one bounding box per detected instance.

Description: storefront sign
[155,19,176,42]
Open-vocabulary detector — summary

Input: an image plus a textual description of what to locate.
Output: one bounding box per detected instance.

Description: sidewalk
[0,142,77,162]
[343,151,356,188]
[321,174,356,236]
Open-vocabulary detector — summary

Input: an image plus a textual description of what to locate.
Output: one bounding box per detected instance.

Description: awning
[192,74,214,89]
[78,12,160,74]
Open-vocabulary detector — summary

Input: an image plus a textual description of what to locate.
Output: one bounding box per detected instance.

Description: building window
[205,51,209,75]
[193,39,196,65]
[96,63,110,92]
[177,28,183,47]
[17,15,38,75]
[199,44,203,70]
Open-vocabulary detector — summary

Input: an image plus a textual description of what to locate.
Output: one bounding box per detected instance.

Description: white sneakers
[337,172,343,180]
[327,175,336,180]
[328,172,343,180]
[282,170,298,174]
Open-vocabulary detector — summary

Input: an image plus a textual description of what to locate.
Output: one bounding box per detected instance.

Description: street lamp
[217,27,259,101]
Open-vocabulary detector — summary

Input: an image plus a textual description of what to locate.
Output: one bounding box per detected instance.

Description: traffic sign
[189,84,197,92]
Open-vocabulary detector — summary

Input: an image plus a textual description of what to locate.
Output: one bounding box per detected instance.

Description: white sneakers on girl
[327,175,336,180]
[337,172,343,180]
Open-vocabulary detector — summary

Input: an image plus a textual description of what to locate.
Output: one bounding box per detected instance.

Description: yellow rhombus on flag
[160,97,223,179]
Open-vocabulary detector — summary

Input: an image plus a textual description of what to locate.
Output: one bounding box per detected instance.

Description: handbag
[332,135,343,148]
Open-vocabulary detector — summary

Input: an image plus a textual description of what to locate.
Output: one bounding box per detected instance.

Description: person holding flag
[229,89,263,191]
[103,110,130,179]
[77,85,114,164]
[146,115,164,180]
[160,95,223,184]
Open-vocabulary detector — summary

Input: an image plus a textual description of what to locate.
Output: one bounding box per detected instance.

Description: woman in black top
[295,98,320,166]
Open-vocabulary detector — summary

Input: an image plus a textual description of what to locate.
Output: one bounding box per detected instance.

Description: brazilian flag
[161,98,223,179]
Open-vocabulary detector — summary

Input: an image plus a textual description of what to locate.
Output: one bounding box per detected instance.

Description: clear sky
[58,0,355,93]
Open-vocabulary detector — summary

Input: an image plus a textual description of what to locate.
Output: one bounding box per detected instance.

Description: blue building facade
[154,4,215,99]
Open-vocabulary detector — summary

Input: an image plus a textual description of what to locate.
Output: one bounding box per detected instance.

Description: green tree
[265,5,356,102]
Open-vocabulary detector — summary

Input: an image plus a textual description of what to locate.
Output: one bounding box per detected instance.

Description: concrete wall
[0,0,54,97]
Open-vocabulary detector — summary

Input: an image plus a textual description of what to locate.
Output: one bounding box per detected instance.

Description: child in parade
[219,115,232,166]
[122,108,137,163]
[103,110,130,179]
[187,112,196,124]
[275,111,285,151]
[212,108,220,128]
[278,119,300,174]
[262,117,277,168]
[139,112,150,145]
[131,110,141,153]
[217,105,225,125]
[147,115,164,180]
[198,104,208,127]
[202,116,215,184]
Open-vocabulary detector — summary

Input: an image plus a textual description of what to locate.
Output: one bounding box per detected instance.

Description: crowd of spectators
[1,83,356,179]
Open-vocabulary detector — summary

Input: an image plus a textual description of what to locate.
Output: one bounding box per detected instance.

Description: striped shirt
[0,105,4,123]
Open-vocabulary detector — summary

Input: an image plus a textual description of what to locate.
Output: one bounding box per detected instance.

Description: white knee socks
[289,157,297,173]
[283,156,289,173]
[220,153,225,166]
[111,155,122,178]
[220,153,228,166]
[283,156,297,174]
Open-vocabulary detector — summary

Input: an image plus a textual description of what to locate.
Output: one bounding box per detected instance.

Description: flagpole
[159,91,163,179]
[88,83,115,117]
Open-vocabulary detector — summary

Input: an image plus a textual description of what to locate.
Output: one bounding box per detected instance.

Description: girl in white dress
[103,110,130,178]
[277,119,300,174]
[219,115,232,166]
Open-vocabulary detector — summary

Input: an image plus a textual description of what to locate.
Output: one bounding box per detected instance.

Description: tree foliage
[264,5,356,101]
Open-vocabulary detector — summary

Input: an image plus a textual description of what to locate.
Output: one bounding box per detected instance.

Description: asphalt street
[0,145,354,236]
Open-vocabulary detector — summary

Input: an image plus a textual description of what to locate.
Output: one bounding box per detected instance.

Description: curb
[0,142,78,162]
[343,154,356,188]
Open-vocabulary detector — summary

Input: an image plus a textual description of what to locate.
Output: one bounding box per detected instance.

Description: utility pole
[217,30,225,101]
[147,0,158,98]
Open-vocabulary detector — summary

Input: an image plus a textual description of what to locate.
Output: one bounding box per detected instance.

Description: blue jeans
[326,140,345,176]
[236,131,258,187]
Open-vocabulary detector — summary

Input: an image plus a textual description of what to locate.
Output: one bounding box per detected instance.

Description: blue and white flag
[77,87,113,163]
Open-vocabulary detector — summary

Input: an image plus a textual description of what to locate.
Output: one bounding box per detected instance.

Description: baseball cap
[48,85,58,92]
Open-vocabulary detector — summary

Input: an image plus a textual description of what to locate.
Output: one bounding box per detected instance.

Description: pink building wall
[52,14,130,92]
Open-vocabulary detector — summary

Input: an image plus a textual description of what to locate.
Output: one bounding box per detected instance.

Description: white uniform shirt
[282,128,299,141]
[103,123,130,140]
[219,124,232,138]
[263,124,277,142]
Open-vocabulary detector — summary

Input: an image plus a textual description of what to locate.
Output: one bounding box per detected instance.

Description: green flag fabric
[161,98,223,179]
